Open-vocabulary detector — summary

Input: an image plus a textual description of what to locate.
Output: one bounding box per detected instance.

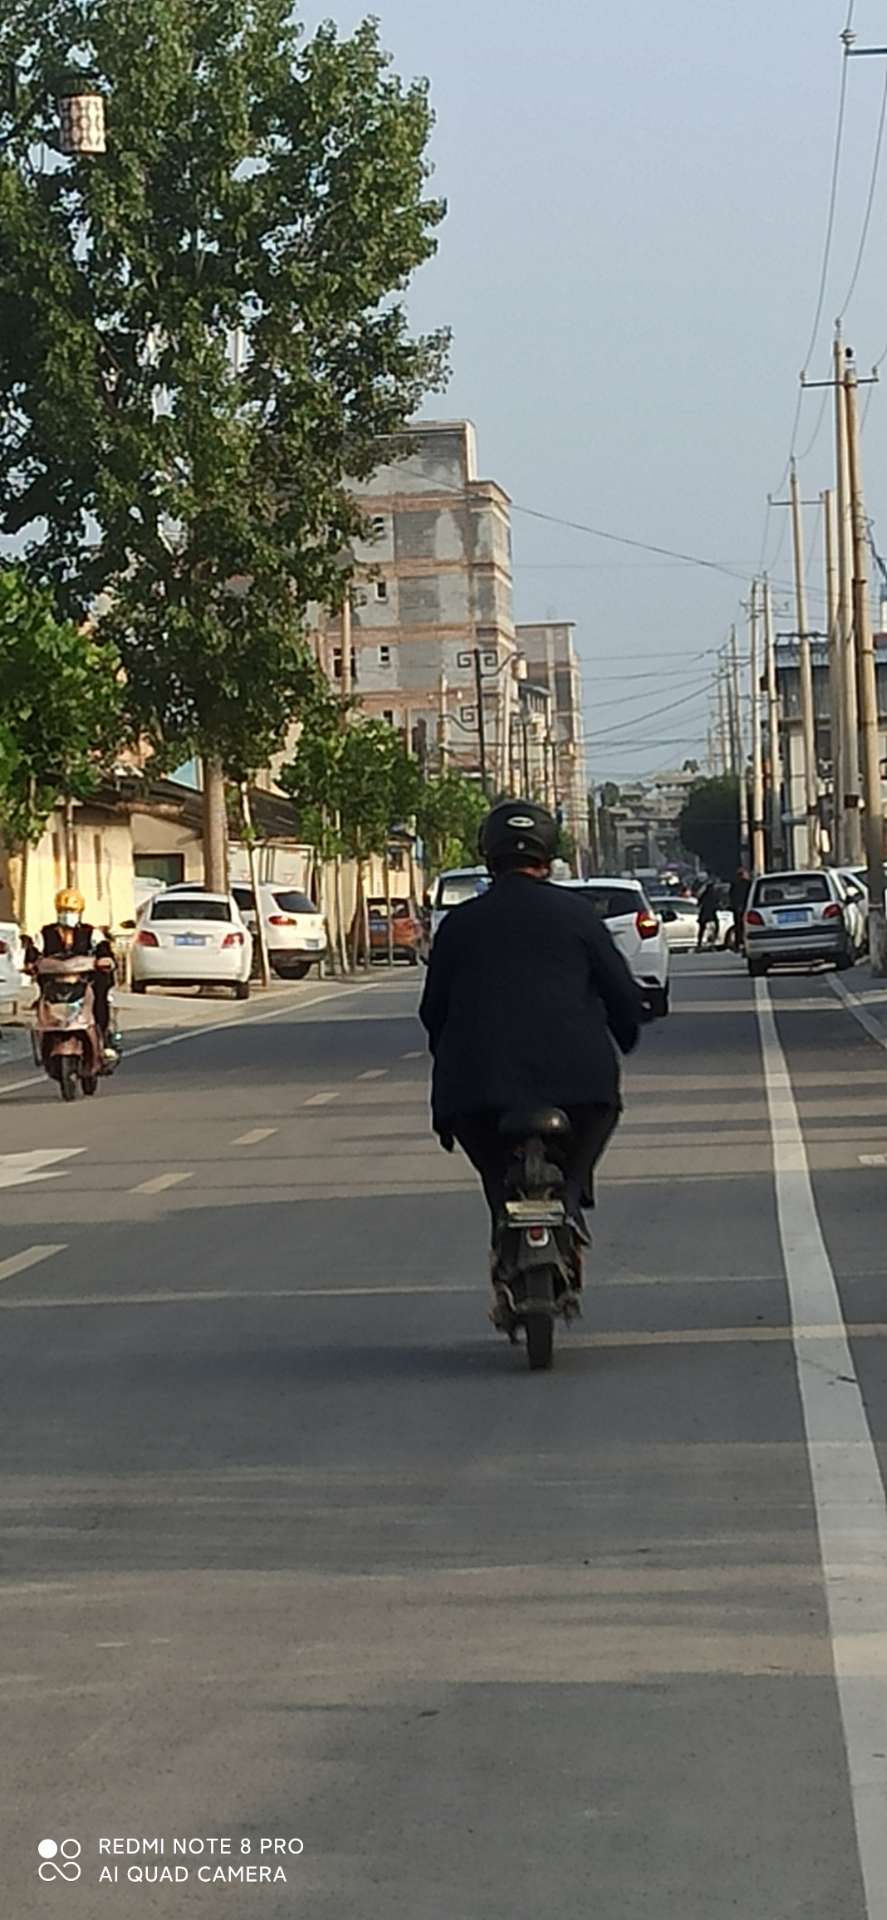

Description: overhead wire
[836,63,887,318]
[760,7,854,569]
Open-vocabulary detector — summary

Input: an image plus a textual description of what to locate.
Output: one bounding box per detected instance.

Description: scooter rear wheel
[82,1074,98,1097]
[525,1313,554,1372]
[59,1056,78,1102]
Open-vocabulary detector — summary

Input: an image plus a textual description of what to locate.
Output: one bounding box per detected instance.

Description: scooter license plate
[505,1200,566,1227]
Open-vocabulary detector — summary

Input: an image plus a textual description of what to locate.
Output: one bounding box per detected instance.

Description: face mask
[59,911,81,929]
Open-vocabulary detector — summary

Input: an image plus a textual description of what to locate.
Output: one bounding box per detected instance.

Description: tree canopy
[415,769,488,875]
[678,775,740,879]
[0,0,449,807]
[0,568,124,848]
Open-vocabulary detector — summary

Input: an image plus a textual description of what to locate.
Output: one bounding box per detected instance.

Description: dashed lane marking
[233,1128,278,1147]
[0,1245,65,1286]
[131,1172,194,1195]
[304,1091,339,1107]
[358,1070,387,1081]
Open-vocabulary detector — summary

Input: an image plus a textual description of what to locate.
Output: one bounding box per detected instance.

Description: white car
[131,890,253,997]
[647,894,699,952]
[427,867,492,951]
[231,883,327,980]
[0,919,28,1010]
[833,867,869,957]
[561,878,670,1016]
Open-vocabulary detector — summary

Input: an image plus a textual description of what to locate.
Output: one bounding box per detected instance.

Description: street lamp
[3,65,106,157]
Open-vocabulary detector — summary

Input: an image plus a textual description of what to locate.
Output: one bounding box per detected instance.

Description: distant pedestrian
[729,867,751,951]
[696,878,719,951]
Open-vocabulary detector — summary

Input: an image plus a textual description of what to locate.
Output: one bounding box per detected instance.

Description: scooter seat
[498,1107,571,1142]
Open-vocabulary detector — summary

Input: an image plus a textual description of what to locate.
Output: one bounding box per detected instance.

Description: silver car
[744,870,855,976]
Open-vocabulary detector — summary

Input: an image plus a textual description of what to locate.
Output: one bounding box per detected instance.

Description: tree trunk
[202,756,229,893]
[384,851,395,968]
[63,796,77,888]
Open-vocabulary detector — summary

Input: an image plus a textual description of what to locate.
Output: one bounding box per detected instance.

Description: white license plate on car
[174,934,207,946]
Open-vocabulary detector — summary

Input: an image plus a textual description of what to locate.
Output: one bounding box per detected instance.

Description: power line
[583,679,720,742]
[837,64,887,317]
[761,9,854,567]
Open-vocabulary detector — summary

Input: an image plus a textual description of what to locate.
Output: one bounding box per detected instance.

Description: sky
[306,0,887,781]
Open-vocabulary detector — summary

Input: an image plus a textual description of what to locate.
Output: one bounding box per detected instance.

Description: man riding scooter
[419,801,643,1311]
[25,888,116,1051]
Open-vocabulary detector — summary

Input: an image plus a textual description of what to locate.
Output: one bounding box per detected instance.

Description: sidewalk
[0,975,357,1092]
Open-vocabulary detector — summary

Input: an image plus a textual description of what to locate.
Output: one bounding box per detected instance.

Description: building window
[379,644,391,668]
[135,855,185,888]
[332,649,357,681]
[94,833,104,901]
[374,579,388,602]
[370,515,386,540]
[382,708,395,726]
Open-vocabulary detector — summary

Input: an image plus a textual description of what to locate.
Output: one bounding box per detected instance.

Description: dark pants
[452,1104,620,1242]
[92,971,112,1039]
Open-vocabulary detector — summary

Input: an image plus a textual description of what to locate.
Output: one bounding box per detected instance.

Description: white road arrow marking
[0,1149,85,1191]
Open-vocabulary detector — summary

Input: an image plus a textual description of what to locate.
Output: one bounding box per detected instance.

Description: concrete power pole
[843,352,887,972]
[789,459,820,864]
[763,577,785,866]
[822,488,844,861]
[717,666,729,775]
[834,326,863,863]
[731,623,749,865]
[749,581,766,873]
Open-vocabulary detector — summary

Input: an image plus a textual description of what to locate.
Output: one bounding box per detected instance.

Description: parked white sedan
[0,919,28,1011]
[231,883,327,980]
[131,890,253,997]
[560,878,670,1017]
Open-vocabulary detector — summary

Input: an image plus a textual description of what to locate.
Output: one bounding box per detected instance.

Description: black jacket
[27,924,113,967]
[419,874,642,1130]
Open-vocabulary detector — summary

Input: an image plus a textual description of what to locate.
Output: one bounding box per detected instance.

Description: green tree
[678,775,740,879]
[0,0,449,884]
[281,704,422,963]
[0,568,124,901]
[415,770,487,875]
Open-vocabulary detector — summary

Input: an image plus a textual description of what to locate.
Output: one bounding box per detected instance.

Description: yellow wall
[7,809,136,937]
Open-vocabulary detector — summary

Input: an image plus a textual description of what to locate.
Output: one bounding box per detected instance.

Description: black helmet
[479,799,559,873]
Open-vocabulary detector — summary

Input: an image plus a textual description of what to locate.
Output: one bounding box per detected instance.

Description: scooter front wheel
[525,1312,554,1372]
[59,1056,78,1102]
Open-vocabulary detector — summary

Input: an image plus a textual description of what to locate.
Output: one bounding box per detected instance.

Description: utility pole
[844,351,887,971]
[835,326,863,862]
[749,581,766,873]
[763,577,784,866]
[473,648,489,797]
[438,673,449,773]
[823,488,843,861]
[717,665,729,775]
[789,459,820,864]
[731,623,749,865]
[340,589,352,699]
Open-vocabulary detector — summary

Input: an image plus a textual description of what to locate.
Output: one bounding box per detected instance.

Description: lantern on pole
[57,85,106,156]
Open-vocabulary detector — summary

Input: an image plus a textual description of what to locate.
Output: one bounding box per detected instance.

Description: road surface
[2,955,887,1917]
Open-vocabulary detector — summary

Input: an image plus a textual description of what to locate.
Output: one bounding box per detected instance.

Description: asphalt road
[3,954,887,1917]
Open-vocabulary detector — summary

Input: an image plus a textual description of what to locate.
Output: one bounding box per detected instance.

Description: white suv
[560,878,670,1016]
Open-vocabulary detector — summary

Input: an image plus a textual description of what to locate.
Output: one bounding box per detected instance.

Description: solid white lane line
[756,979,887,1917]
[828,973,887,1051]
[131,1172,194,1195]
[233,1128,278,1147]
[0,980,381,1097]
[358,1069,387,1081]
[0,1246,65,1286]
[859,1155,887,1168]
[0,1283,480,1310]
[304,1091,339,1107]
